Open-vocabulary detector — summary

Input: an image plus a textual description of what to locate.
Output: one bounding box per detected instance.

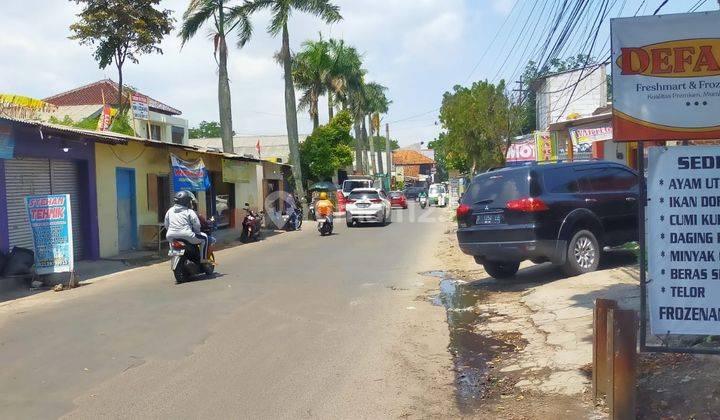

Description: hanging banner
[171,154,211,191]
[25,194,74,275]
[0,125,14,159]
[611,11,720,141]
[647,146,720,335]
[97,105,112,131]
[535,131,556,162]
[506,135,536,163]
[131,93,150,120]
[222,158,253,183]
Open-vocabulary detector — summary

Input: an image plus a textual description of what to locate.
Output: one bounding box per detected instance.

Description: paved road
[0,204,452,418]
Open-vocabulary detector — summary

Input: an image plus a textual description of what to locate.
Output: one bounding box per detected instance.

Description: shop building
[0,116,128,260]
[95,138,264,258]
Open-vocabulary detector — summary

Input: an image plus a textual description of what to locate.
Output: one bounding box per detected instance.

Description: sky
[1,0,716,146]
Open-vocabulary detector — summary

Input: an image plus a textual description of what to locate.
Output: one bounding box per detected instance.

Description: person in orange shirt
[315,192,334,220]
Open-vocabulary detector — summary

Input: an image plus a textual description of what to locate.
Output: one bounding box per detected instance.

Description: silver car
[345,188,392,227]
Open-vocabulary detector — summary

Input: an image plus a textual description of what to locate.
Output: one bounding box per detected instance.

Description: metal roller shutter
[4,158,86,259]
[50,160,85,259]
[5,159,51,250]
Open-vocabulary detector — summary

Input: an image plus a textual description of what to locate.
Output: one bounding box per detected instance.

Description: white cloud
[0,0,480,144]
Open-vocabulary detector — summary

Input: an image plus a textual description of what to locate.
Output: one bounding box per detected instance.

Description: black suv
[456,161,639,279]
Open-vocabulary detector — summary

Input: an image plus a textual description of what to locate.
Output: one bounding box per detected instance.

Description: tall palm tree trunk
[367,114,377,175]
[218,36,234,153]
[281,23,305,199]
[311,90,319,130]
[327,94,334,121]
[353,120,363,174]
[361,118,370,175]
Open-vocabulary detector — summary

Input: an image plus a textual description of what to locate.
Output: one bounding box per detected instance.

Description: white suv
[345,188,392,227]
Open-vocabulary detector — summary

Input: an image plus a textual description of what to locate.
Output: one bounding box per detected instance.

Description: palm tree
[180,0,252,153]
[363,82,390,174]
[244,0,341,198]
[347,80,368,174]
[326,39,364,119]
[292,36,331,130]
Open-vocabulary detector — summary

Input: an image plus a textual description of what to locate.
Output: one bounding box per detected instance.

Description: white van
[341,178,375,197]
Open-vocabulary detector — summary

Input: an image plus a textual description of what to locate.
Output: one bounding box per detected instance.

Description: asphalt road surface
[0,203,454,418]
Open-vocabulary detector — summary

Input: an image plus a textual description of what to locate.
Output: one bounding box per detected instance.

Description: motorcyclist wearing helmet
[315,191,334,223]
[164,191,209,262]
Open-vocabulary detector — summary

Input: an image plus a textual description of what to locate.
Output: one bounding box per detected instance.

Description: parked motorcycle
[241,203,263,243]
[169,217,216,284]
[317,215,333,236]
[283,207,303,231]
[419,195,428,209]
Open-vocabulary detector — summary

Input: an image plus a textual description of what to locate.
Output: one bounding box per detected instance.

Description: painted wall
[536,66,607,130]
[95,141,262,257]
[0,121,100,259]
[131,110,189,145]
[95,141,173,257]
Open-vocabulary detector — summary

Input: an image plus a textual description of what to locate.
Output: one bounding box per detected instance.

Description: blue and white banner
[171,154,210,192]
[25,194,74,275]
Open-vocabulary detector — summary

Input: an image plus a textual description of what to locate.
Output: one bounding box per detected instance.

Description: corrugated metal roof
[0,116,270,164]
[1,115,129,144]
[190,134,310,162]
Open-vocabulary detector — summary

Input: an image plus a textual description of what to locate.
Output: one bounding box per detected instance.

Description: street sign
[647,146,720,335]
[611,11,720,141]
[131,93,149,120]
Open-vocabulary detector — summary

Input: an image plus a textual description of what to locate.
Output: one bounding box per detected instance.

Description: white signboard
[131,93,149,120]
[647,146,720,335]
[611,11,720,141]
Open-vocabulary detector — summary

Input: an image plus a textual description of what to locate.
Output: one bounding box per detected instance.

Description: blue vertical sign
[25,194,74,275]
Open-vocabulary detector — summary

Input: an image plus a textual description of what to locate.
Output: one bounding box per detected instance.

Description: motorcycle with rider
[165,191,216,284]
[315,192,334,236]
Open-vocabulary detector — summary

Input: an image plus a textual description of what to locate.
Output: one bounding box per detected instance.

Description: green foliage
[70,0,174,112]
[244,0,342,37]
[109,112,135,136]
[70,0,174,69]
[180,1,252,48]
[429,132,470,180]
[350,136,398,151]
[49,115,76,126]
[439,80,512,174]
[75,115,100,131]
[326,38,364,111]
[189,121,223,139]
[300,110,354,181]
[292,36,332,126]
[47,110,134,136]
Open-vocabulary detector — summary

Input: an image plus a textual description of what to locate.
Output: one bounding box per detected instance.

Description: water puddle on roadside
[425,272,517,412]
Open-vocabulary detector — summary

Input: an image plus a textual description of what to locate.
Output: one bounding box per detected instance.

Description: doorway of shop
[116,168,137,252]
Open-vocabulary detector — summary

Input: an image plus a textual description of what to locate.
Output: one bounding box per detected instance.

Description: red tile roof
[44,79,181,116]
[392,149,435,165]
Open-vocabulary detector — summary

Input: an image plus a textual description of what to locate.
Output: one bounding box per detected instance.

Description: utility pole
[512,77,527,106]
